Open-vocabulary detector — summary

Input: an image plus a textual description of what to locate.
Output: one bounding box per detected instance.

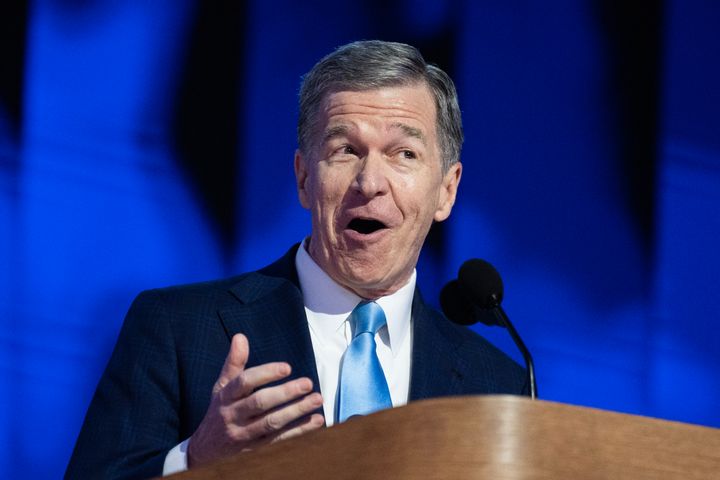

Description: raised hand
[187,334,324,467]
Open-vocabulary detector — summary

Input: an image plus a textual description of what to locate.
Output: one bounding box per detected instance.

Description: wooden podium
[170,396,720,479]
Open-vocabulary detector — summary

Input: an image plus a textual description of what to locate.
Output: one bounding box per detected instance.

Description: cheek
[316,179,340,208]
[311,173,346,223]
[395,176,442,220]
[318,165,354,198]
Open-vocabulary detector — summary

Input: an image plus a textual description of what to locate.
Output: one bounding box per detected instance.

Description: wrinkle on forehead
[323,99,429,119]
[321,121,427,146]
[323,85,435,116]
[312,86,438,154]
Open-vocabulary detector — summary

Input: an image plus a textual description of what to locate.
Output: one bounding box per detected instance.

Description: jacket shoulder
[132,243,301,314]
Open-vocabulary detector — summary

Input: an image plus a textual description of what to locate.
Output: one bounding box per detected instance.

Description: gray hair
[297,40,463,172]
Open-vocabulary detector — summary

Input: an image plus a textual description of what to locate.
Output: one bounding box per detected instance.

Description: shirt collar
[295,239,415,355]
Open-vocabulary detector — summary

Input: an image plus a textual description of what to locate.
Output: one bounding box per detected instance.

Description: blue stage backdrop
[0,1,718,478]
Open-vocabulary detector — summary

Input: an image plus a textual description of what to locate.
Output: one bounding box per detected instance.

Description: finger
[223,362,292,402]
[238,377,314,417]
[244,391,323,439]
[250,413,325,450]
[213,334,249,394]
[226,413,324,455]
[270,413,325,443]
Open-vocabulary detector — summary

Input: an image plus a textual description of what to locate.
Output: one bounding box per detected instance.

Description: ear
[294,149,311,209]
[434,162,462,222]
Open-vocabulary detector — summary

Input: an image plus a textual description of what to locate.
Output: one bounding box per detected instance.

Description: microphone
[440,259,537,399]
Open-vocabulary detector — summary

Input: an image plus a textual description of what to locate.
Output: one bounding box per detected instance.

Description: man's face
[294,83,462,299]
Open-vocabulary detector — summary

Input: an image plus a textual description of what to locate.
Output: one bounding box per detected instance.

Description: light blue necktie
[336,301,393,423]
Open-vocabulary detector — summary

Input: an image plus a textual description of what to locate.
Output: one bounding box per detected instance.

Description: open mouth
[346,218,388,235]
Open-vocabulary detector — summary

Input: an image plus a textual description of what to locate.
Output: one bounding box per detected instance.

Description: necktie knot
[351,301,386,337]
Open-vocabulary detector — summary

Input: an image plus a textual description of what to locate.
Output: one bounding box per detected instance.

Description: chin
[342,268,405,298]
[339,257,386,280]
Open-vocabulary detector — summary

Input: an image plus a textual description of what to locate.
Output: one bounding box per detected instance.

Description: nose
[352,153,389,198]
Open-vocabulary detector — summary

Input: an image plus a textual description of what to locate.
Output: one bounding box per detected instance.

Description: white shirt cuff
[163,438,190,476]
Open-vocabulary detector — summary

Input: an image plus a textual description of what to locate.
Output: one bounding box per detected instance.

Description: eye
[401,149,417,160]
[333,144,357,156]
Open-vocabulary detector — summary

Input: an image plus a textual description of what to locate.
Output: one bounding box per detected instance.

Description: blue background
[1,1,719,478]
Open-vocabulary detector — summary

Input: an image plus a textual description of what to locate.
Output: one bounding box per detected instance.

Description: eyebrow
[390,122,427,146]
[321,124,351,144]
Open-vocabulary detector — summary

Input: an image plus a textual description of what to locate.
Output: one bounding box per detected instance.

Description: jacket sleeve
[65,289,181,479]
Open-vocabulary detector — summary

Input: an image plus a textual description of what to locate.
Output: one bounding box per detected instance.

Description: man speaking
[66,40,527,479]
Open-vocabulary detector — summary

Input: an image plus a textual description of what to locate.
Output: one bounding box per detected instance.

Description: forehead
[317,84,438,139]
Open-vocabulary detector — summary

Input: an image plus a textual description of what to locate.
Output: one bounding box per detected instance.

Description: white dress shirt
[163,242,414,474]
[296,241,413,426]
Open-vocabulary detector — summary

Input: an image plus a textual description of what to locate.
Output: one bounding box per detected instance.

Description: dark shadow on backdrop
[172,1,247,257]
[596,0,663,257]
[0,0,28,143]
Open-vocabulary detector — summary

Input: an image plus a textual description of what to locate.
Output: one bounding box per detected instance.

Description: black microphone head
[440,280,477,326]
[440,278,503,327]
[458,259,504,308]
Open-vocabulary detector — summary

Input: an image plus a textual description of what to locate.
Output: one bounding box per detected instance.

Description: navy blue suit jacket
[66,245,527,479]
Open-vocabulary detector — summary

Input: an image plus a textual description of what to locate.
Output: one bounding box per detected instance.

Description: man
[66,40,527,479]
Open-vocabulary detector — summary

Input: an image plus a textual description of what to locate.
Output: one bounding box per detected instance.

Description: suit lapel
[217,246,321,398]
[409,289,465,401]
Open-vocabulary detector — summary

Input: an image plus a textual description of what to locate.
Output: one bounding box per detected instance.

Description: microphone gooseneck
[441,259,538,400]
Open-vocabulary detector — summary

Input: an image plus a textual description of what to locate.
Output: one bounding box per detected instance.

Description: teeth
[347,218,387,234]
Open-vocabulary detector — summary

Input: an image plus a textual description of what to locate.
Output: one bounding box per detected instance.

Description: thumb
[213,334,249,394]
